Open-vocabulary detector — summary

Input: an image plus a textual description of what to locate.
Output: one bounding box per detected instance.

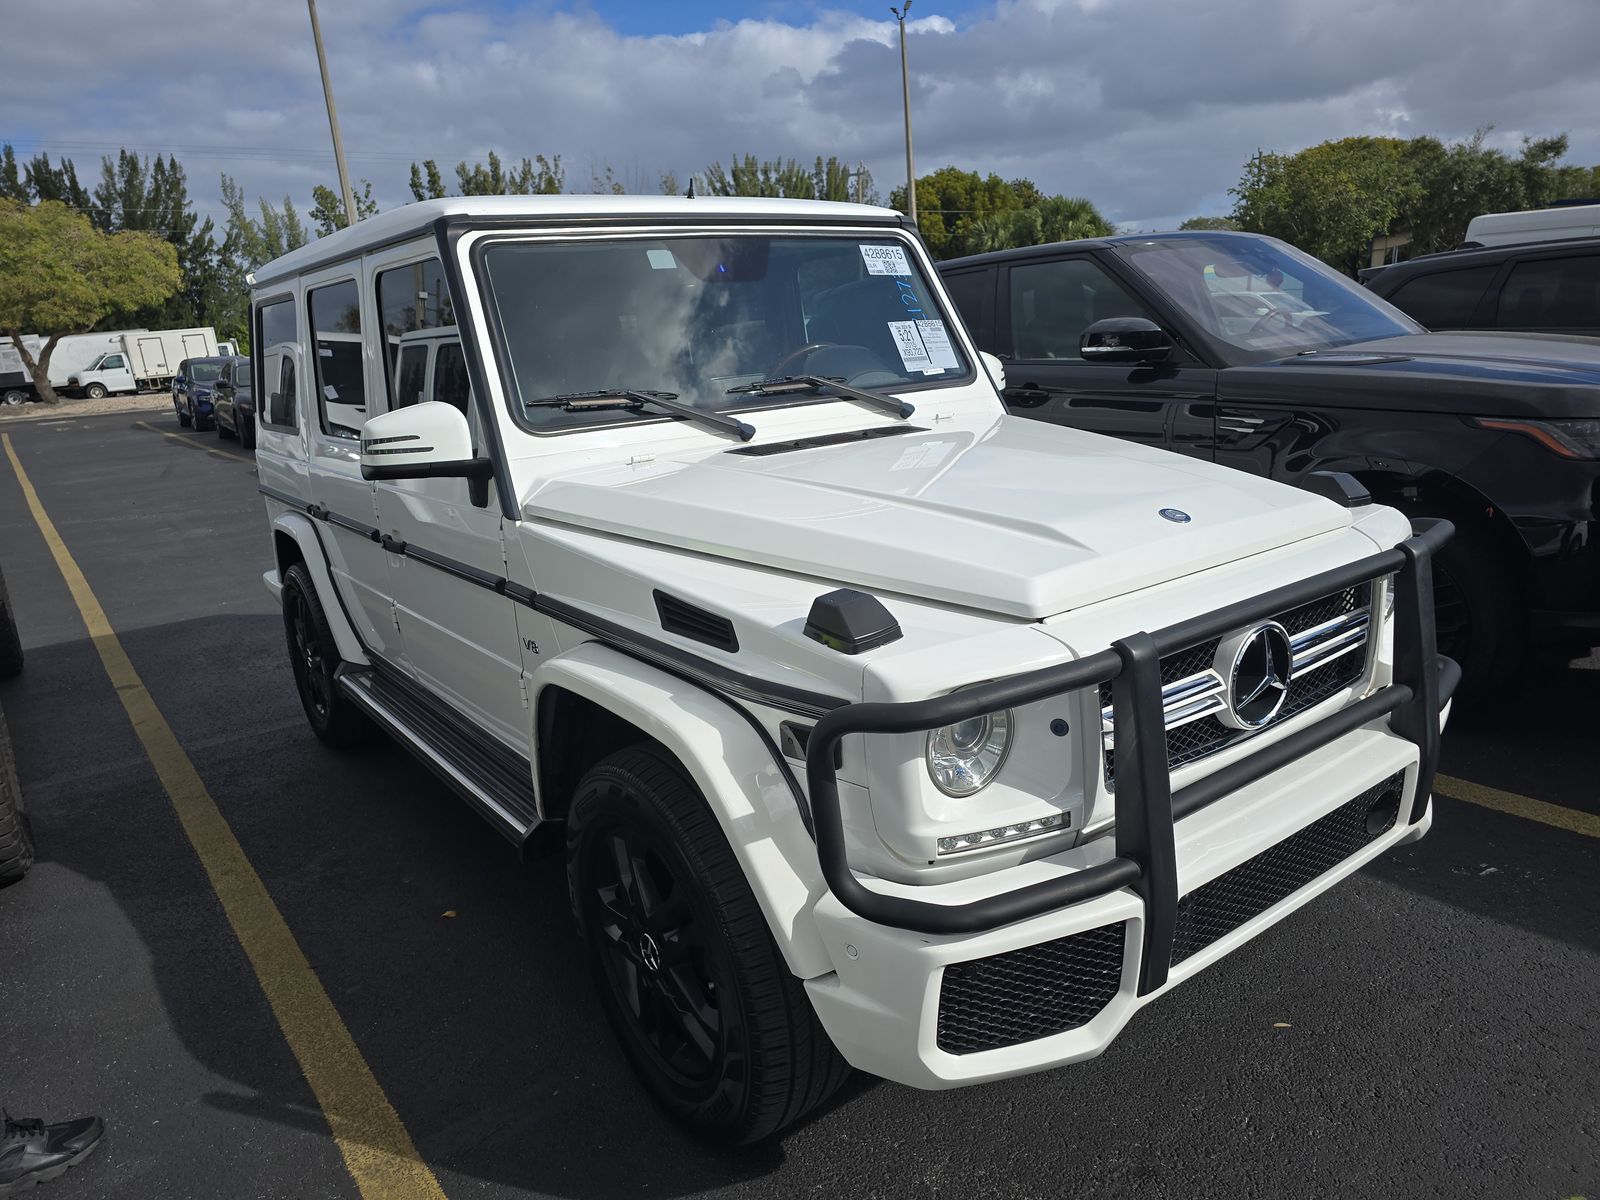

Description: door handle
[1004,386,1051,409]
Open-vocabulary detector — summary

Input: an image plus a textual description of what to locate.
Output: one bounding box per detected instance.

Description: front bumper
[801,520,1454,1088]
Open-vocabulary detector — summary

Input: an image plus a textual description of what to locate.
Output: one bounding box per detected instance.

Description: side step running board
[336,664,540,842]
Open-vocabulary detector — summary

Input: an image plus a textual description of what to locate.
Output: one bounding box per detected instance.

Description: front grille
[1168,771,1404,967]
[1102,584,1372,787]
[936,922,1126,1055]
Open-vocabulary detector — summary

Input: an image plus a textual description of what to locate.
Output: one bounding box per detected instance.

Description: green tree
[1179,215,1239,231]
[22,152,90,209]
[454,151,563,195]
[408,159,448,201]
[966,195,1114,254]
[0,146,26,201]
[696,154,815,199]
[214,176,312,348]
[1231,137,1419,275]
[890,167,1109,259]
[0,199,180,403]
[309,180,378,236]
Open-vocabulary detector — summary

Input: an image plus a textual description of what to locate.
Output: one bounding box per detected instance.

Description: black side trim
[727,425,924,457]
[407,544,505,590]
[535,593,848,719]
[654,590,739,652]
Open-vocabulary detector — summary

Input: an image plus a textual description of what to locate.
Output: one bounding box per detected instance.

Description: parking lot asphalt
[0,411,1596,1200]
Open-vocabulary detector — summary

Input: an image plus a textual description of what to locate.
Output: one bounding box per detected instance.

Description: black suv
[939,230,1600,690]
[1361,237,1600,337]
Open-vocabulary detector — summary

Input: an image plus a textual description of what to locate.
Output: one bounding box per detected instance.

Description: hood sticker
[860,243,912,276]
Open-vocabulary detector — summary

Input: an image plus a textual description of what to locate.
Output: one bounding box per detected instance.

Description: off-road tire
[567,744,850,1144]
[281,563,370,748]
[0,711,34,886]
[1431,522,1524,698]
[0,565,23,679]
[85,383,107,400]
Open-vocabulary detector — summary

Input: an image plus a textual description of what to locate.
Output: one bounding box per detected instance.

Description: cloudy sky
[6,0,1600,230]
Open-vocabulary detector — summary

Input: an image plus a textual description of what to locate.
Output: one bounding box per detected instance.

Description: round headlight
[925,710,1013,797]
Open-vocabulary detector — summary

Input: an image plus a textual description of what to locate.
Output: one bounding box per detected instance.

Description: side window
[395,344,429,408]
[1497,256,1600,329]
[102,354,125,369]
[271,357,297,426]
[432,342,470,414]
[941,270,991,344]
[307,279,366,439]
[256,297,298,429]
[1386,267,1496,329]
[1008,259,1151,360]
[376,257,455,410]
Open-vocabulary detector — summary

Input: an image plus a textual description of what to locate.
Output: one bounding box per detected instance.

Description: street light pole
[890,2,916,226]
[306,0,357,228]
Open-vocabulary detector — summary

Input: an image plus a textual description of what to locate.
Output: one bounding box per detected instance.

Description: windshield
[481,233,970,432]
[189,362,224,383]
[1119,235,1422,361]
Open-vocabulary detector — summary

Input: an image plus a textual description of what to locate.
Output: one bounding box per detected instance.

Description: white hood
[522,416,1349,620]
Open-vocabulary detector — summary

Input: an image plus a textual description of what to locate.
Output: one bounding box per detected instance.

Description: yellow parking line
[1435,773,1600,840]
[2,432,446,1200]
[134,419,255,465]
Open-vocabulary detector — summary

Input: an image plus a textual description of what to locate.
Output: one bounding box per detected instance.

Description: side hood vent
[654,590,739,652]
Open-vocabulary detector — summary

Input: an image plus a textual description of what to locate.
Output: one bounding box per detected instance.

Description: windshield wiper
[526,389,755,442]
[725,375,915,421]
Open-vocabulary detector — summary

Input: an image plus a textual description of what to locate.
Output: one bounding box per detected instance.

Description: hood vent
[654,590,739,652]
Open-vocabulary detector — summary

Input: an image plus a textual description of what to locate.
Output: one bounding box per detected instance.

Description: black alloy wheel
[280,563,369,747]
[585,822,725,1090]
[568,746,849,1143]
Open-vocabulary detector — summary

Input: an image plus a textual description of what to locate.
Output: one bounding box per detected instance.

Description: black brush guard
[804,520,1459,997]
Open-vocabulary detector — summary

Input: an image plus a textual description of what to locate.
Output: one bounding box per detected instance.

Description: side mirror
[1080,317,1175,365]
[979,350,1007,392]
[360,401,493,507]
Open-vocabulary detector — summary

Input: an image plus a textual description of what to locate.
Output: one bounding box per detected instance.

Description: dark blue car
[173,357,229,430]
[212,357,254,449]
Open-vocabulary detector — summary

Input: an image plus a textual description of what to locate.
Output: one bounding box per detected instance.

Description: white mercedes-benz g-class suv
[250,196,1455,1143]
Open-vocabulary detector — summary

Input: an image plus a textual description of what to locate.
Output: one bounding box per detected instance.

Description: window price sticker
[888,320,962,373]
[914,320,961,369]
[860,243,912,276]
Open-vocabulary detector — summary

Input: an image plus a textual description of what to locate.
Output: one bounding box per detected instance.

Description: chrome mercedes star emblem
[1159,508,1191,523]
[1221,622,1293,729]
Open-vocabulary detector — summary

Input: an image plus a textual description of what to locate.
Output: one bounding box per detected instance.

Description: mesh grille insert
[936,922,1126,1055]
[1169,771,1404,967]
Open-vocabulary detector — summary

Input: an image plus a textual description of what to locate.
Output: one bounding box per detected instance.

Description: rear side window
[395,344,428,408]
[1385,266,1495,329]
[256,297,297,428]
[1496,256,1600,329]
[432,342,470,413]
[271,356,297,427]
[941,270,991,344]
[307,279,367,439]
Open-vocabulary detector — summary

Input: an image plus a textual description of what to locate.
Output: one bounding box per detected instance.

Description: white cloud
[4,0,1598,230]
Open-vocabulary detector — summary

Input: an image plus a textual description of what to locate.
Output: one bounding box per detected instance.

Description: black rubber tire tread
[240,419,256,451]
[1432,521,1524,699]
[281,562,371,748]
[0,710,35,886]
[567,744,849,1144]
[85,384,106,399]
[0,565,23,679]
[177,404,192,428]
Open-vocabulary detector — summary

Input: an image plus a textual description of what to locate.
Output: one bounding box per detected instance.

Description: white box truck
[63,327,220,398]
[4,332,126,403]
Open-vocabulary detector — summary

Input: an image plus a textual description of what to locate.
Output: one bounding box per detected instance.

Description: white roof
[253,194,904,284]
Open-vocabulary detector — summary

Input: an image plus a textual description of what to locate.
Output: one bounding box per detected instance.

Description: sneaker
[0,1109,104,1196]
